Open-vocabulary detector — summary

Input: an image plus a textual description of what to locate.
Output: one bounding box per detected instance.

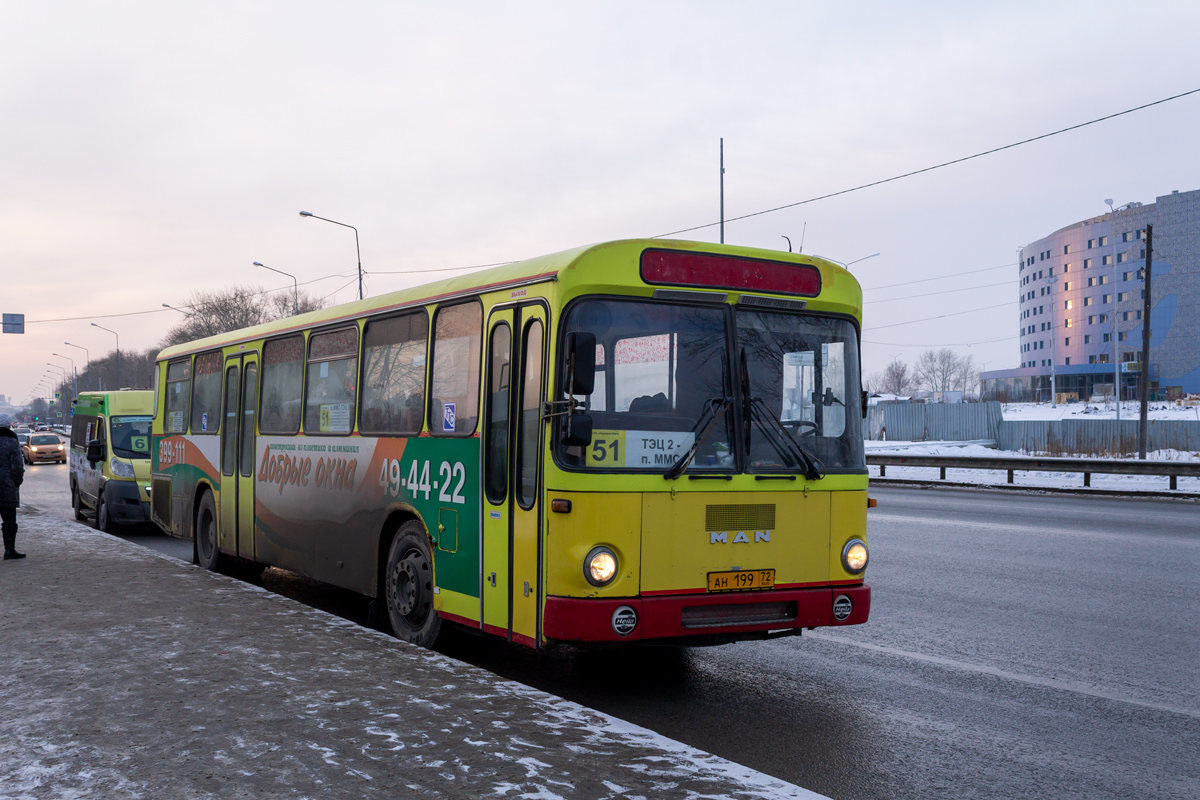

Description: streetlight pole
[299,211,363,300]
[91,323,120,389]
[845,253,881,267]
[52,353,77,400]
[1044,274,1059,407]
[46,364,67,423]
[162,303,193,317]
[253,261,299,315]
[64,342,91,389]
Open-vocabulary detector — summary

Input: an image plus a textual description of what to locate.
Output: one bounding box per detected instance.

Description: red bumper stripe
[544,585,870,643]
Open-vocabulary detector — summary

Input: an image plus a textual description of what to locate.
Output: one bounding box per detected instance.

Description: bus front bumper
[543,584,870,644]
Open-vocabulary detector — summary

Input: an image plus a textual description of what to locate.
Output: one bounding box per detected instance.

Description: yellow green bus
[150,239,871,648]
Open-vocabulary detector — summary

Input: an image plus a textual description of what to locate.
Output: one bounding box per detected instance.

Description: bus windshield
[560,298,735,472]
[110,415,152,459]
[735,309,864,471]
[558,298,865,473]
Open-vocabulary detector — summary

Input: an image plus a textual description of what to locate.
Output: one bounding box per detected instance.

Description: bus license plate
[707,569,775,592]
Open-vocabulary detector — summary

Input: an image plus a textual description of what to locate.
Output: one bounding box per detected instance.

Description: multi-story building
[981,188,1200,401]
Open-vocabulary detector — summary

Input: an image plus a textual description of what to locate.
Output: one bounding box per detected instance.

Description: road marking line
[808,631,1200,720]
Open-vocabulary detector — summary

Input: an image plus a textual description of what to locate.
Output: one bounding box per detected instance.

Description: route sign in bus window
[305,327,359,434]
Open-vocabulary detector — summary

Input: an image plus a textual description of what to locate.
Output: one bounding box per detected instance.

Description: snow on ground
[997,401,1200,421]
[866,441,1200,493]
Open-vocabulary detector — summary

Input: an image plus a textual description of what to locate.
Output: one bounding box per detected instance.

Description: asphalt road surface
[17,464,1200,800]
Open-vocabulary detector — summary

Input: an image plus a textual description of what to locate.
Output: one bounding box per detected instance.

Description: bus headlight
[584,546,618,587]
[842,539,869,574]
[110,458,136,478]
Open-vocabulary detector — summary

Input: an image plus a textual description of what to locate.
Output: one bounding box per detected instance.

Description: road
[17,464,1200,799]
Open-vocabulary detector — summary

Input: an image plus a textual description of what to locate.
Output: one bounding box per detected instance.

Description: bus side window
[190,351,223,434]
[429,301,482,436]
[260,336,305,434]
[361,310,429,435]
[305,327,360,435]
[165,358,192,433]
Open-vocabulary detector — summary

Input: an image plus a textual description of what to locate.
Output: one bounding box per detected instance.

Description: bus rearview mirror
[562,413,593,447]
[567,332,596,396]
[86,439,105,464]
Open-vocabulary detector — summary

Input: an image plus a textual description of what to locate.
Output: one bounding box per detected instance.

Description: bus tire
[384,521,441,648]
[95,491,114,533]
[71,482,87,521]
[195,491,222,572]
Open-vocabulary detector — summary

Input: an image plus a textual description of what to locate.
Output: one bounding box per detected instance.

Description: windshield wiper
[746,397,826,481]
[664,397,733,480]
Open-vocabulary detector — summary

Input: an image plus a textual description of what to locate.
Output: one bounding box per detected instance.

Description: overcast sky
[4,1,1199,403]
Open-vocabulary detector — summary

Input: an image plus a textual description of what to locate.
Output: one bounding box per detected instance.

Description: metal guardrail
[867,453,1200,491]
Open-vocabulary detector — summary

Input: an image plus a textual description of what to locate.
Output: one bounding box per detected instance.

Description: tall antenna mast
[719,138,725,244]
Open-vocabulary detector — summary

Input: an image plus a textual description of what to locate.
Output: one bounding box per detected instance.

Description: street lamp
[300,211,363,300]
[52,353,77,399]
[162,303,193,317]
[64,342,91,389]
[845,253,881,267]
[91,323,120,389]
[253,261,299,316]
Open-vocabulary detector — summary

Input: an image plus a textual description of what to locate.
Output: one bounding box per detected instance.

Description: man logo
[833,594,853,622]
[709,530,771,544]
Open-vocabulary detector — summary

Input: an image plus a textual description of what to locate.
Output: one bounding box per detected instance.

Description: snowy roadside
[0,513,828,800]
[865,441,1200,494]
[996,400,1200,422]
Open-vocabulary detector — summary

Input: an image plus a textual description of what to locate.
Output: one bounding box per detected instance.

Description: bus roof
[75,390,155,417]
[155,239,860,361]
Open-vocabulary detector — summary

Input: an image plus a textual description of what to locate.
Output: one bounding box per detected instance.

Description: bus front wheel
[195,492,222,572]
[384,521,441,648]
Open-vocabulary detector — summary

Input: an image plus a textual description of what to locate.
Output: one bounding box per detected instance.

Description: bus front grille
[680,601,797,629]
[705,504,776,532]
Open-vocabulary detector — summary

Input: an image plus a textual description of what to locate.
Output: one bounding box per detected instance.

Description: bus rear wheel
[384,521,441,648]
[195,492,222,571]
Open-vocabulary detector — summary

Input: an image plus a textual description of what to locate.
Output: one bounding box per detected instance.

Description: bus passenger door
[236,355,258,560]
[219,354,259,560]
[510,307,546,647]
[481,309,513,636]
[219,360,240,555]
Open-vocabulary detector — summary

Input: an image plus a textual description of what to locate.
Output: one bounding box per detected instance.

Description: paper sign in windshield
[586,430,694,468]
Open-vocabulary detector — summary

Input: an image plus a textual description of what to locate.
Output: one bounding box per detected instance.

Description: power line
[863,300,1015,331]
[870,280,1013,304]
[654,87,1200,238]
[863,334,1018,347]
[369,261,517,275]
[863,262,1014,292]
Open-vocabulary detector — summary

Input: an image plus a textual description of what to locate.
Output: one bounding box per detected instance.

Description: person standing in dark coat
[0,413,26,559]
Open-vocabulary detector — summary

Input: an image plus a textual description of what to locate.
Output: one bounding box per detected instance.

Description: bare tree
[914,349,961,392]
[879,358,915,396]
[162,286,328,348]
[913,348,980,396]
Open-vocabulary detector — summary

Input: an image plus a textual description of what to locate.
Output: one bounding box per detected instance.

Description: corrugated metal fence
[867,402,1002,441]
[998,419,1200,455]
[865,401,1200,454]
